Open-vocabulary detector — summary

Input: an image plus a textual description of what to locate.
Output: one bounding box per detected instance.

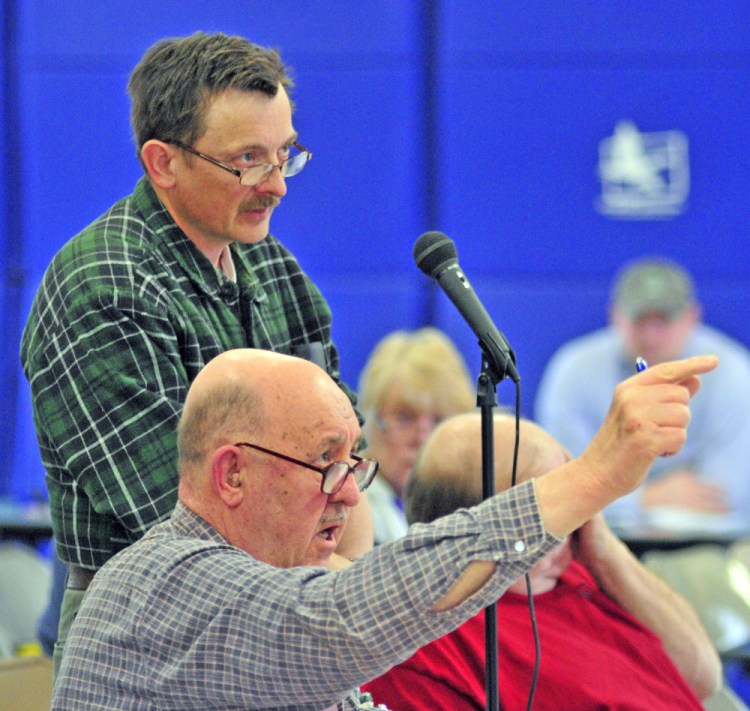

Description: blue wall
[4,1,750,500]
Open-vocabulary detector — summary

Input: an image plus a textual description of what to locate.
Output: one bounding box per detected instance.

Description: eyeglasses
[234,442,378,495]
[171,140,312,187]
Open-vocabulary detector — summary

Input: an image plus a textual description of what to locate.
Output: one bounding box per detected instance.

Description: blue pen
[635,357,648,373]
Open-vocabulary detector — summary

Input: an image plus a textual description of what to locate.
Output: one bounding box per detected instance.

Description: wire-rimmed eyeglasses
[171,140,312,187]
[234,442,378,495]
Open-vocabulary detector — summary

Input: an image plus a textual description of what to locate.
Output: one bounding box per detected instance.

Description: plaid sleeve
[21,229,228,567]
[53,486,556,709]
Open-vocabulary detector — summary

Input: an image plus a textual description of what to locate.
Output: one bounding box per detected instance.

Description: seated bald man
[363,414,722,710]
[52,349,717,710]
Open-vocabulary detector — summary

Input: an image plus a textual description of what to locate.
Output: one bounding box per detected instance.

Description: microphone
[413,231,519,384]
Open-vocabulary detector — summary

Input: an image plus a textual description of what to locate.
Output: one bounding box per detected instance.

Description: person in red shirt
[364,413,722,710]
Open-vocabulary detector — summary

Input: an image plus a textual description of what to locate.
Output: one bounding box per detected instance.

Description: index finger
[636,354,718,388]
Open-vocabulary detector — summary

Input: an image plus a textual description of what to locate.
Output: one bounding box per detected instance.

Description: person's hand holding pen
[582,354,718,496]
[535,354,719,539]
[634,353,728,511]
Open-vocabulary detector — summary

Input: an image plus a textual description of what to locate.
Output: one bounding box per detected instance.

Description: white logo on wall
[596,120,689,219]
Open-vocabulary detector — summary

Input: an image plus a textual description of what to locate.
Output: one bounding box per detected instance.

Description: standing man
[535,257,750,530]
[21,32,369,673]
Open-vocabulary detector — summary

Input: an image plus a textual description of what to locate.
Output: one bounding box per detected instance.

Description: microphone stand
[476,357,507,711]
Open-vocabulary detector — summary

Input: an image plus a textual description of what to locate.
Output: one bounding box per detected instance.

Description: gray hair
[177,381,265,479]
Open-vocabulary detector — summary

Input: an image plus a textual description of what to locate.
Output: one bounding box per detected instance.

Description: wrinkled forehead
[332,387,357,421]
[268,374,359,445]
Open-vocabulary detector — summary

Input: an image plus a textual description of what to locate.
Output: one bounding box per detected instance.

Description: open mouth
[317,525,337,541]
[317,510,346,544]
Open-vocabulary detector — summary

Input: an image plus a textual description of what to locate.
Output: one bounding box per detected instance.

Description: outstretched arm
[433,355,719,612]
[574,514,722,699]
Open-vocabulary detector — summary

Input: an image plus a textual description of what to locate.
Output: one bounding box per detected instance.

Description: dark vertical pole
[420,13,501,708]
[417,0,440,326]
[1,0,24,496]
[478,369,501,711]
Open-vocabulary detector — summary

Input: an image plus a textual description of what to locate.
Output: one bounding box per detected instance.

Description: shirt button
[513,540,526,553]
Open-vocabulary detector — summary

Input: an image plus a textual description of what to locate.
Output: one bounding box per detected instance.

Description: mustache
[240,195,280,211]
[320,509,347,526]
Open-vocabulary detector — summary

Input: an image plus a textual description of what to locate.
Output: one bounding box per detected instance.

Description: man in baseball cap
[610,259,698,366]
[536,256,750,529]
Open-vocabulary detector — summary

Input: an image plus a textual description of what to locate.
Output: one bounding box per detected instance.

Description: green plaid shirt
[21,177,356,569]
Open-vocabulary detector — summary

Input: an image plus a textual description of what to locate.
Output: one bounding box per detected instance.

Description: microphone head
[413,231,458,278]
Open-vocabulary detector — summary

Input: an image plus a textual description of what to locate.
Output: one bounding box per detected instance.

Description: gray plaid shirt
[52,482,558,710]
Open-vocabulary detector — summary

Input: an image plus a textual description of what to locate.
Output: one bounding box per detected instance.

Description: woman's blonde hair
[358,327,475,417]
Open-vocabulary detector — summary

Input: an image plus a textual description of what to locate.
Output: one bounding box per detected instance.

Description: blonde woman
[358,328,476,544]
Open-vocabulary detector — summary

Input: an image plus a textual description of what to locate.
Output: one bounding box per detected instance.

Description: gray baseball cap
[611,259,695,320]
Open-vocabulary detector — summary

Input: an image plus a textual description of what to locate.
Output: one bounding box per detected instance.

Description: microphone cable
[507,383,542,711]
[523,572,541,711]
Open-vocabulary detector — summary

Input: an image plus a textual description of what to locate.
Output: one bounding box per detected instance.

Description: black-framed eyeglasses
[234,442,378,495]
[171,140,312,187]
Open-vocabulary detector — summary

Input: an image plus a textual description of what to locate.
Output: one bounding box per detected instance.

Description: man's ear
[211,446,244,509]
[140,139,178,189]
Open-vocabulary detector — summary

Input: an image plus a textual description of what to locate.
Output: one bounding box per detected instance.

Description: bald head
[175,348,361,566]
[405,413,568,525]
[178,349,354,485]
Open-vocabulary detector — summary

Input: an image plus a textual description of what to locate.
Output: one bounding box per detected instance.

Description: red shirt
[363,560,703,710]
